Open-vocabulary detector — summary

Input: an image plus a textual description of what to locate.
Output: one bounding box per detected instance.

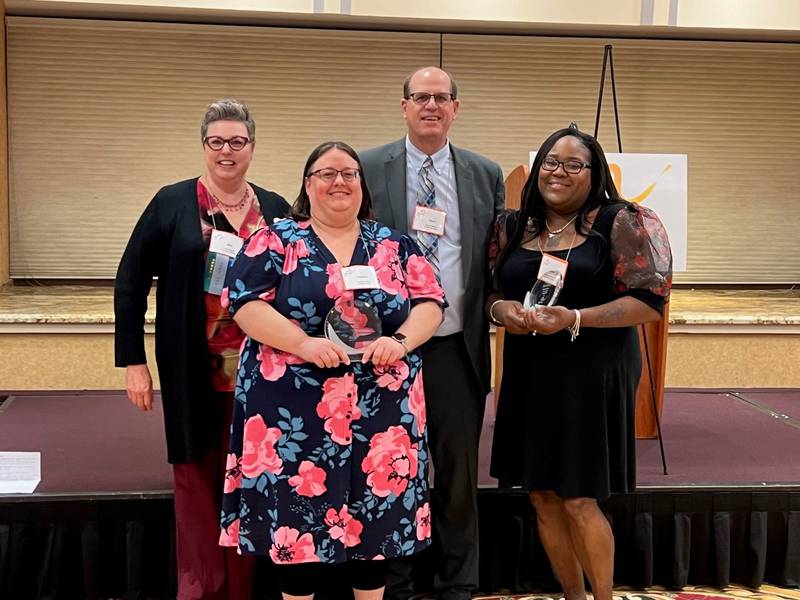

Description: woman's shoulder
[361,219,405,242]
[248,181,289,207]
[142,178,200,224]
[267,216,312,240]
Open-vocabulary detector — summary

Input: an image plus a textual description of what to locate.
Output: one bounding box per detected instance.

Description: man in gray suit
[360,66,505,600]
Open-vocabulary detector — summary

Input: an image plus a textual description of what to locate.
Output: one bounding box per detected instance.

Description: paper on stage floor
[0,451,41,493]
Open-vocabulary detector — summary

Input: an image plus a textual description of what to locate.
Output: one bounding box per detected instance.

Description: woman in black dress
[487,127,672,600]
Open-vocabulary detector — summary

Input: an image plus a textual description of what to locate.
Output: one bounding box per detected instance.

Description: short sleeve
[610,204,673,312]
[222,227,286,315]
[398,235,447,309]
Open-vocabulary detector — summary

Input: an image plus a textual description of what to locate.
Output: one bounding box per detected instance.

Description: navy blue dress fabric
[218,218,445,565]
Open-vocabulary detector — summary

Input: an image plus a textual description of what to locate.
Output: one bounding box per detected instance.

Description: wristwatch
[391,332,410,355]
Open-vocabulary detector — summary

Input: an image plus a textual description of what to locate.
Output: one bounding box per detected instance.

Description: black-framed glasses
[203,136,253,151]
[541,156,592,174]
[306,168,361,183]
[405,92,456,106]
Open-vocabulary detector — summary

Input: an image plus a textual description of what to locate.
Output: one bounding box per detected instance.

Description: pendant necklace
[545,213,578,239]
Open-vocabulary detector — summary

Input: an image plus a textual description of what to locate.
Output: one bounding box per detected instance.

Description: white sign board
[0,451,41,493]
[529,152,688,271]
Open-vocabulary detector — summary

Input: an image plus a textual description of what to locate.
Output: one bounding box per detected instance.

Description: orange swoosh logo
[610,163,672,203]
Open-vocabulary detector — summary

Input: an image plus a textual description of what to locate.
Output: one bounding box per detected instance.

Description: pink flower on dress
[223,453,242,493]
[241,415,284,478]
[288,460,328,497]
[369,239,407,298]
[374,361,410,392]
[282,238,311,274]
[405,255,445,302]
[407,371,426,437]
[334,296,376,343]
[361,426,419,498]
[220,287,230,309]
[325,263,347,298]
[415,502,432,541]
[316,373,361,445]
[324,505,364,548]
[257,344,303,381]
[244,228,284,257]
[269,526,320,564]
[218,519,240,547]
[258,289,276,302]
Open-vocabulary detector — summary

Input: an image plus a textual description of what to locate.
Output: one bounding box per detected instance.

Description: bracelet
[567,309,581,342]
[488,299,504,326]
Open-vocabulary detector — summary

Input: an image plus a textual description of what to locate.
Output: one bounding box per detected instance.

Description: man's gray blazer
[360,139,505,394]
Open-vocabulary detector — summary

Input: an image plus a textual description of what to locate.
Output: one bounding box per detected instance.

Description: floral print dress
[197,179,266,392]
[219,218,445,564]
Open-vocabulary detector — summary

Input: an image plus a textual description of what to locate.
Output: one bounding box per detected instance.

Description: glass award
[523,270,563,310]
[324,296,382,361]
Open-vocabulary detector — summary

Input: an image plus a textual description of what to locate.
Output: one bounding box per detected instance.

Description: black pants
[277,560,388,596]
[386,333,484,600]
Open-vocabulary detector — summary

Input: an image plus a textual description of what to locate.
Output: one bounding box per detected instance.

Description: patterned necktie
[416,156,439,272]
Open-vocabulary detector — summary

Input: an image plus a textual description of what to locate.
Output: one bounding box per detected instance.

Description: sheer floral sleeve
[610,204,673,313]
[487,210,519,297]
[488,210,518,274]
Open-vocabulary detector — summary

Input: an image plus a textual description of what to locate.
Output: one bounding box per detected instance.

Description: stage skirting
[2,488,798,600]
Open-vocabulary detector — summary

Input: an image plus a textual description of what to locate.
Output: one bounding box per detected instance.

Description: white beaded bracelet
[488,299,504,326]
[567,309,581,342]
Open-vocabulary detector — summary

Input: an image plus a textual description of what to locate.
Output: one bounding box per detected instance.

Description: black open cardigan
[114,177,290,463]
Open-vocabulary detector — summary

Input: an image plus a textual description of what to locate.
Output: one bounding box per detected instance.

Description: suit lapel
[384,142,408,231]
[452,145,474,284]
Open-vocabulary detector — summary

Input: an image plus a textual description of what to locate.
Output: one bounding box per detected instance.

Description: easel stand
[594,44,668,475]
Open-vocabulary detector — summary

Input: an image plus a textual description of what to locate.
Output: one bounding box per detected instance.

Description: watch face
[392,333,407,342]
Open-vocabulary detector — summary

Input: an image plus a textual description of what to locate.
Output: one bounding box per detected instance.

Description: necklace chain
[208,184,250,212]
[545,214,578,238]
[538,227,579,264]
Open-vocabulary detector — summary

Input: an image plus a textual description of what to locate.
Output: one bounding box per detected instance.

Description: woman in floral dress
[219,141,445,599]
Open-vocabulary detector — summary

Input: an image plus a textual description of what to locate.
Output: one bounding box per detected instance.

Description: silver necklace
[545,214,578,239]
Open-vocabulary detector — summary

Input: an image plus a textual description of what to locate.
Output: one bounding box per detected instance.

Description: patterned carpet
[467,586,800,600]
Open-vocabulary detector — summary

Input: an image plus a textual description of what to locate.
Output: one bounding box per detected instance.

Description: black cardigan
[114,177,290,463]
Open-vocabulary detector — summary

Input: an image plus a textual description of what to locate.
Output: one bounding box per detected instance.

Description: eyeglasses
[541,156,592,175]
[306,168,361,183]
[203,136,253,151]
[406,92,456,106]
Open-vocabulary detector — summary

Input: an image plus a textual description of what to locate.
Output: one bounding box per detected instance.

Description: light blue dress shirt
[405,136,464,336]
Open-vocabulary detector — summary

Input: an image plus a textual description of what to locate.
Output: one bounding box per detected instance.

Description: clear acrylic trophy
[324,296,382,361]
[523,270,563,311]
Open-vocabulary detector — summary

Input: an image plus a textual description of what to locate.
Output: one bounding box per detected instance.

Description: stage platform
[1,389,798,599]
[2,285,799,390]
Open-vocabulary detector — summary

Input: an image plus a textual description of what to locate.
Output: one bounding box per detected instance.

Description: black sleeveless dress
[490,203,665,500]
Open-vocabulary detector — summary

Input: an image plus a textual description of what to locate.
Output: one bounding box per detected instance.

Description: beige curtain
[7,17,800,282]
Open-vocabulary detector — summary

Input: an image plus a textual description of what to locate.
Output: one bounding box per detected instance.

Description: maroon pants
[172,393,255,600]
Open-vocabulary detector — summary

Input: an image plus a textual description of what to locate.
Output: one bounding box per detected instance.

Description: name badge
[341,265,380,290]
[209,230,244,258]
[537,253,569,286]
[412,205,447,237]
[203,252,229,295]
